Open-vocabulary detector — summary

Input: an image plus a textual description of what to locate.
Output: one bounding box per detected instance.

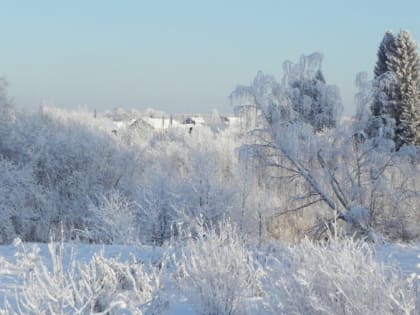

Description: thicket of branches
[0,222,417,315]
[1,30,420,314]
[1,31,420,246]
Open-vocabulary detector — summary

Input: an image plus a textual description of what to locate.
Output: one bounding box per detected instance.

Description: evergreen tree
[367,32,398,140]
[374,31,396,78]
[387,30,420,148]
[368,30,420,148]
[372,31,397,118]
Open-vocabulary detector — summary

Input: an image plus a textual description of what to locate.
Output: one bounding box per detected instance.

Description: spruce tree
[367,32,398,140]
[368,30,420,148]
[387,30,420,148]
[374,31,396,78]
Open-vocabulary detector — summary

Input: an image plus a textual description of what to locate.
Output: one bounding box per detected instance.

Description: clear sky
[1,0,420,115]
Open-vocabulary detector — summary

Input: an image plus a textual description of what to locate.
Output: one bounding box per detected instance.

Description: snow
[87,112,240,134]
[143,117,180,129]
[3,42,420,312]
[0,240,419,314]
[0,242,165,310]
[0,242,164,267]
[376,242,420,277]
[343,206,370,229]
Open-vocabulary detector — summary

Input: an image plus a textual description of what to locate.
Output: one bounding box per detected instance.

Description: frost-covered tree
[354,72,373,130]
[368,32,398,139]
[369,31,396,130]
[284,53,342,131]
[0,78,15,153]
[374,31,397,78]
[0,78,13,114]
[366,72,398,140]
[367,30,420,149]
[231,53,342,132]
[388,30,420,148]
[232,62,420,240]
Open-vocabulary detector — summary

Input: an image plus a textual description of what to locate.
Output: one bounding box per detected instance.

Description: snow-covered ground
[0,241,419,314]
[376,242,420,278]
[0,241,416,278]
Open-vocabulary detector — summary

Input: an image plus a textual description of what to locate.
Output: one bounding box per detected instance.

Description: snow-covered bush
[87,190,138,244]
[134,126,239,245]
[0,159,49,243]
[0,240,163,314]
[0,237,419,314]
[262,237,416,315]
[176,220,261,315]
[0,105,144,243]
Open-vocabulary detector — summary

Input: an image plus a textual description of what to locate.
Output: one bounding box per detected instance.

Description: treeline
[0,30,420,244]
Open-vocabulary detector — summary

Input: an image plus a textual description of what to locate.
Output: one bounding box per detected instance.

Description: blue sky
[1,1,420,114]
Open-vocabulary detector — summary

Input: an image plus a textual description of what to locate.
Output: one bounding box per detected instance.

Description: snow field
[0,233,419,314]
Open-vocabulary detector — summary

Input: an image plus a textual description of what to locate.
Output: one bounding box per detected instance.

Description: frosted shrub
[263,237,416,315]
[0,159,49,243]
[0,241,163,314]
[87,190,138,244]
[177,220,261,315]
[81,254,164,314]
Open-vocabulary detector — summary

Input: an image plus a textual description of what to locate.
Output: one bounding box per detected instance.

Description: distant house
[182,117,196,125]
[220,115,230,124]
[129,118,154,132]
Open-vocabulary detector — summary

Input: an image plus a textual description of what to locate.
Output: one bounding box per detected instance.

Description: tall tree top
[388,30,420,95]
[374,31,396,78]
